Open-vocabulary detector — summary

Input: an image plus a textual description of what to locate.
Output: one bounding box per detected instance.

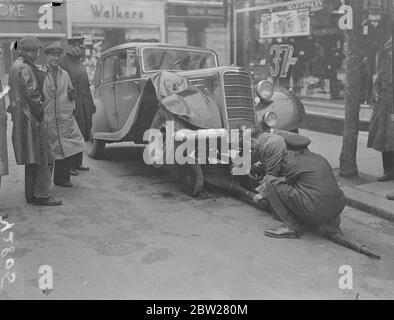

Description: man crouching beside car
[255,134,345,239]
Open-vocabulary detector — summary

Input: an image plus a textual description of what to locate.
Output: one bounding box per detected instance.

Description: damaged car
[89,43,305,196]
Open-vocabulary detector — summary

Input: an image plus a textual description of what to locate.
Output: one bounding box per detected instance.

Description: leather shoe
[70,169,79,176]
[55,181,73,187]
[377,174,393,182]
[75,165,89,171]
[386,193,394,200]
[264,225,298,239]
[34,196,62,206]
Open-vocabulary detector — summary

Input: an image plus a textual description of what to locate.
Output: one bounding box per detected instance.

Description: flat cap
[18,36,43,50]
[67,37,85,45]
[44,42,63,55]
[285,134,311,151]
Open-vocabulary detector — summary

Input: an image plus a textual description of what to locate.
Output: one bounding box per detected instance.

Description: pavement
[302,97,373,123]
[301,129,394,222]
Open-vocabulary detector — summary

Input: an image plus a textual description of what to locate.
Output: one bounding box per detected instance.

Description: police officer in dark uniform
[60,37,96,173]
[262,135,345,238]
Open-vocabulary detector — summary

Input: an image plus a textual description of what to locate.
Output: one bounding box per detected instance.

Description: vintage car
[89,42,304,195]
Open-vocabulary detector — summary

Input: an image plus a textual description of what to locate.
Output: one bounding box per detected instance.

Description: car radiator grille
[223,70,255,129]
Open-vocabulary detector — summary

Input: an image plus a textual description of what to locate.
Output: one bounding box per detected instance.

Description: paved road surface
[0,141,393,299]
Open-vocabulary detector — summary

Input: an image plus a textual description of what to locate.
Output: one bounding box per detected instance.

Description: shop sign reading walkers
[90,4,144,20]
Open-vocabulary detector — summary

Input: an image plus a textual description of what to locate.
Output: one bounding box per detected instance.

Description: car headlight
[256,80,274,100]
[264,111,278,127]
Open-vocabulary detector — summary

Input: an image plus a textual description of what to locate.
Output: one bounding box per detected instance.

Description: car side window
[117,50,138,79]
[102,54,116,83]
[93,57,102,87]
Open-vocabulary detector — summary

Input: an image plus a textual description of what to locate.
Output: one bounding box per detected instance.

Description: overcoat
[42,66,86,160]
[0,79,8,179]
[265,150,345,226]
[367,56,394,152]
[60,54,96,141]
[7,52,46,165]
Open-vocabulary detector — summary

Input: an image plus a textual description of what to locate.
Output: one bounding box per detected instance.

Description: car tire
[151,108,204,196]
[87,133,106,159]
[150,107,184,167]
[181,164,204,196]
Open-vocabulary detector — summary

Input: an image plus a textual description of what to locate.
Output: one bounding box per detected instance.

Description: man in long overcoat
[262,135,345,238]
[42,42,86,187]
[367,37,393,182]
[60,37,96,172]
[7,36,62,206]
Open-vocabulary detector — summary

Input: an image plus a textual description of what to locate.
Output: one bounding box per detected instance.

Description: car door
[97,53,118,131]
[114,49,141,130]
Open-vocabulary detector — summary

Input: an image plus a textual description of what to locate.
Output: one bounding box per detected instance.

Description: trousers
[72,152,83,168]
[25,162,53,201]
[54,153,80,184]
[382,151,394,176]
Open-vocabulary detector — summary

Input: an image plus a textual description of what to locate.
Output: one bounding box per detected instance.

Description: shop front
[0,0,66,80]
[66,0,166,81]
[167,0,229,65]
[235,0,393,104]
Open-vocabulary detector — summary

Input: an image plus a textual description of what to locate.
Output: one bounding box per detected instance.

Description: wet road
[0,142,394,299]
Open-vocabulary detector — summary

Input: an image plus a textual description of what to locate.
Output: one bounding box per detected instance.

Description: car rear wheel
[181,164,204,196]
[87,133,106,159]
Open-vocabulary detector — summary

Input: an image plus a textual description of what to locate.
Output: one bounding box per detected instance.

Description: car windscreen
[142,48,217,72]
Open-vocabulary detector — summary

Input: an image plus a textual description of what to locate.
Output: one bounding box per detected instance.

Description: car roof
[101,42,217,57]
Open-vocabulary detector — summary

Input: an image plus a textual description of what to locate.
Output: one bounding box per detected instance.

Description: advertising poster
[259,9,310,39]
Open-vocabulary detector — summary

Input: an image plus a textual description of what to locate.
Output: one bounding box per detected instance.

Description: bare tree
[339,0,364,177]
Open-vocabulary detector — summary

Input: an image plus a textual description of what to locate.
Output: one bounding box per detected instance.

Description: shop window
[235,1,392,103]
[102,55,116,83]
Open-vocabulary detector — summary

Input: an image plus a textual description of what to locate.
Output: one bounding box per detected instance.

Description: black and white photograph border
[0,0,393,302]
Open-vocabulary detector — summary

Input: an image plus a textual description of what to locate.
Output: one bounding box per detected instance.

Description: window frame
[140,47,219,74]
[101,53,117,84]
[115,49,140,80]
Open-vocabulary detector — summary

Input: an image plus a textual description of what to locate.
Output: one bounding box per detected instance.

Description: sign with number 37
[269,44,298,78]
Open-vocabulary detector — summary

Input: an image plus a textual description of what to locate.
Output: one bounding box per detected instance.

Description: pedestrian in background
[7,36,62,206]
[60,37,96,173]
[42,42,86,188]
[367,37,393,182]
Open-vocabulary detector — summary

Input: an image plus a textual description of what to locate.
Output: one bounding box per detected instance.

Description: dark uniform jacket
[265,150,345,226]
[60,54,96,141]
[7,52,46,165]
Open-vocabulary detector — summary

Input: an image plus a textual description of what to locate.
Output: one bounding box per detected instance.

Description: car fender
[256,86,305,131]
